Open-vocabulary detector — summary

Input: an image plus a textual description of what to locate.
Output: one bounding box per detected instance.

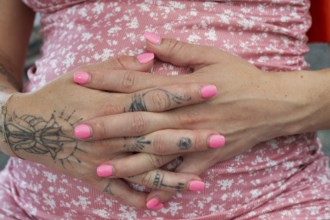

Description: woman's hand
[3,54,221,208]
[85,36,317,208]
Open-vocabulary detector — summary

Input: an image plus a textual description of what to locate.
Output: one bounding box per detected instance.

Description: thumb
[144,32,224,70]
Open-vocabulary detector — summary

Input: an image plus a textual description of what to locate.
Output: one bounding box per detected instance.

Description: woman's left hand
[79,36,312,208]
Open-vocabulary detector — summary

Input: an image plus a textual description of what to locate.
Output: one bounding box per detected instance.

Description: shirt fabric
[0,0,329,219]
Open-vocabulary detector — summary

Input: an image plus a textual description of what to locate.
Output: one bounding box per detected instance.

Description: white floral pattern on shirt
[0,0,329,219]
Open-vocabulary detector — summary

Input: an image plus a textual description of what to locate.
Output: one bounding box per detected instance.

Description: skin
[80,38,330,205]
[0,0,221,208]
[1,0,330,211]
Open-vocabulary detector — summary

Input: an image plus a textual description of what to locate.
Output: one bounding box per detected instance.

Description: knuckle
[166,39,185,58]
[192,131,204,151]
[93,120,107,139]
[140,173,153,187]
[99,102,123,115]
[176,111,200,127]
[89,68,106,87]
[121,71,136,90]
[107,57,126,70]
[149,90,170,111]
[130,113,147,134]
[152,135,167,155]
[147,154,165,169]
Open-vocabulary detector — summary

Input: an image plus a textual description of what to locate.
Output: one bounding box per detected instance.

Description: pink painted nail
[146,198,161,210]
[74,124,91,139]
[144,32,161,44]
[153,203,164,210]
[208,135,226,148]
[201,85,217,99]
[97,164,113,177]
[73,71,90,85]
[189,180,205,191]
[137,53,155,64]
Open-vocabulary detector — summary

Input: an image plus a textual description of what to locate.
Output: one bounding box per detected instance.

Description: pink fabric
[0,0,329,219]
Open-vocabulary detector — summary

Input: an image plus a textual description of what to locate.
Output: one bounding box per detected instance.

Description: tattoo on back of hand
[4,110,84,167]
[126,89,192,112]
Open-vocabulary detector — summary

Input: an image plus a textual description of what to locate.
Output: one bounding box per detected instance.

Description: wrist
[0,92,20,157]
[271,69,330,136]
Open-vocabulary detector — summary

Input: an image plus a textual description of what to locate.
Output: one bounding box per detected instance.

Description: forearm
[0,0,35,156]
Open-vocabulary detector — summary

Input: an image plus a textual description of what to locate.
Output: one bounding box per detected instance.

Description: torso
[3,0,329,219]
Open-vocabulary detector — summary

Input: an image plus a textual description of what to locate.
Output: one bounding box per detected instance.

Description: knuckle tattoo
[127,93,147,112]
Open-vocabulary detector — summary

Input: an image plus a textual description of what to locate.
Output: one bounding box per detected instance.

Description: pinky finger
[100,179,147,208]
[126,169,205,193]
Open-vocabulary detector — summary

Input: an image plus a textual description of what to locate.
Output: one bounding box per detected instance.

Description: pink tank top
[3,0,328,219]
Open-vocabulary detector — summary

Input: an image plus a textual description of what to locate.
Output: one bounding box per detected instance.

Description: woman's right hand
[2,54,221,208]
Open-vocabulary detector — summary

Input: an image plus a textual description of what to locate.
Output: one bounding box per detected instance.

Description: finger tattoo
[123,136,151,152]
[153,171,185,191]
[177,137,192,150]
[126,89,192,112]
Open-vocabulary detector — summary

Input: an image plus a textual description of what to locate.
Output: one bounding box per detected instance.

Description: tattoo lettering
[4,110,84,166]
[177,137,192,150]
[126,89,191,112]
[153,171,185,191]
[123,136,151,152]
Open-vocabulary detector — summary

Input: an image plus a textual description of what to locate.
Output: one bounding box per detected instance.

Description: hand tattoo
[177,137,192,150]
[4,110,84,167]
[123,136,151,152]
[153,171,185,191]
[126,88,192,112]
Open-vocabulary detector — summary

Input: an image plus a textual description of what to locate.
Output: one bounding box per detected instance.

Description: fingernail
[201,85,217,99]
[146,198,162,210]
[73,71,90,84]
[189,180,205,191]
[74,124,92,139]
[97,164,113,177]
[144,32,161,44]
[153,203,164,210]
[137,53,155,64]
[208,135,226,148]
